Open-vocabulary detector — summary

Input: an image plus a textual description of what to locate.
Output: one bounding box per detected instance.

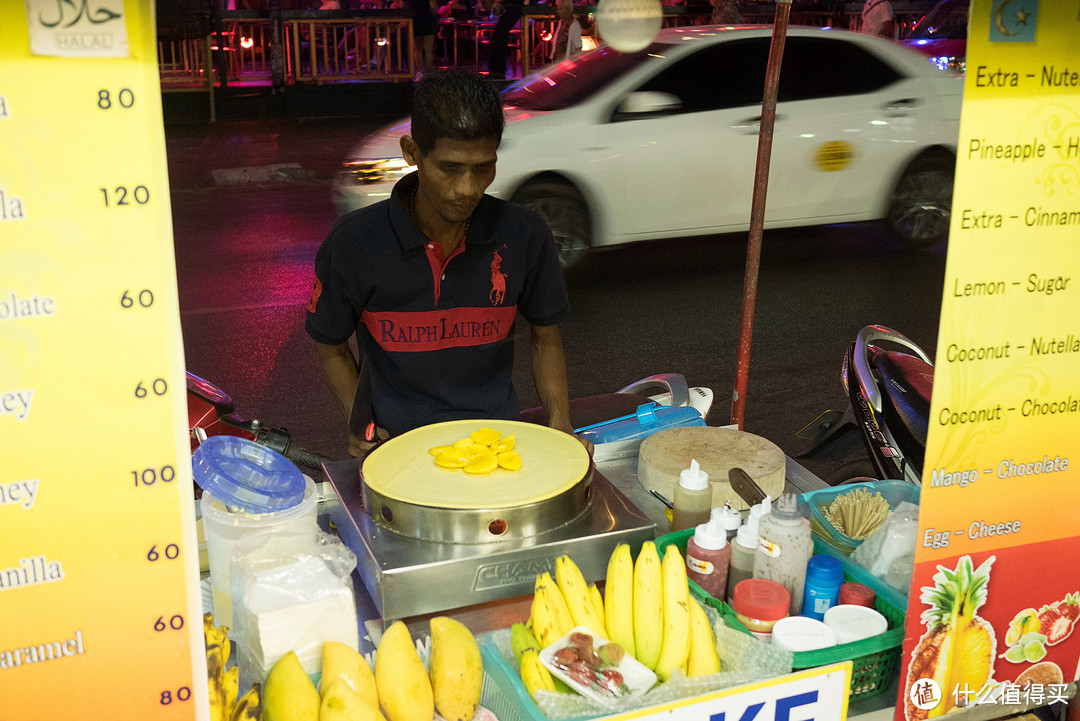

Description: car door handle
[883,98,920,112]
[731,115,784,132]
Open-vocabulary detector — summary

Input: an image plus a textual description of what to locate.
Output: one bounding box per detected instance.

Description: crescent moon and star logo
[989,0,1038,43]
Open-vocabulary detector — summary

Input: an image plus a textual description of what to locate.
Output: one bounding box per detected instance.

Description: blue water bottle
[801,555,843,620]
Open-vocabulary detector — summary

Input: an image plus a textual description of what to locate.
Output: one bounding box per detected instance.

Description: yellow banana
[555,555,607,637]
[654,544,691,682]
[204,613,229,721]
[223,665,239,716]
[632,541,664,670]
[588,584,605,629]
[511,622,541,666]
[230,683,261,721]
[687,598,722,677]
[429,617,483,721]
[531,572,574,647]
[604,543,636,660]
[520,648,556,701]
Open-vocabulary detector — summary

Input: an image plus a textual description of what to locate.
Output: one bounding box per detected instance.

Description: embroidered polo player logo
[489,246,507,305]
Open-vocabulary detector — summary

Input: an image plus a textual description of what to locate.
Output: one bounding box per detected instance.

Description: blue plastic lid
[192,435,304,514]
[805,554,843,585]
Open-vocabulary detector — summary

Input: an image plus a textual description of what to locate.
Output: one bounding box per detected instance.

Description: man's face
[402,135,499,225]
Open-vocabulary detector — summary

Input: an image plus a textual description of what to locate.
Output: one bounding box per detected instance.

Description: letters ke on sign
[26,0,129,57]
[603,663,850,721]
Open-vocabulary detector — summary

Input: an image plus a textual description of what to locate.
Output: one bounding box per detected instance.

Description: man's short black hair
[410,70,505,155]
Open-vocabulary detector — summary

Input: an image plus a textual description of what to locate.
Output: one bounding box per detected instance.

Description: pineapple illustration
[905,556,997,721]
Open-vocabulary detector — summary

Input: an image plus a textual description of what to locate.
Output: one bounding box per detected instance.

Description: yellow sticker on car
[814,141,855,171]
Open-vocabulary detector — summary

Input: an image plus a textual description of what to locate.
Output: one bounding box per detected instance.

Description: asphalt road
[167,117,948,484]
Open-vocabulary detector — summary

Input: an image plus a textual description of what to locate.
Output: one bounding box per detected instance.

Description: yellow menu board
[1,1,208,718]
[897,2,1080,720]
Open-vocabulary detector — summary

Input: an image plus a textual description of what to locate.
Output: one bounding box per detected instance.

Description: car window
[909,0,969,39]
[779,38,903,100]
[502,45,667,111]
[630,36,902,116]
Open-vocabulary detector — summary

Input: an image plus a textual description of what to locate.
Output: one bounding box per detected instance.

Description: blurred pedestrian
[409,0,440,75]
[551,0,581,62]
[487,0,523,80]
[710,0,742,25]
[860,0,893,37]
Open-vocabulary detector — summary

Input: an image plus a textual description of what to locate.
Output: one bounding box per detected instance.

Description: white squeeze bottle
[726,505,760,605]
[672,459,713,532]
[752,493,812,615]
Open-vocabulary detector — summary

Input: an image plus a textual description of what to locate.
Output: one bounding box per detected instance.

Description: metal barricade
[287,18,415,83]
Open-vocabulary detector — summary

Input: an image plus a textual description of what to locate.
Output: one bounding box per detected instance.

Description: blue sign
[989,0,1038,42]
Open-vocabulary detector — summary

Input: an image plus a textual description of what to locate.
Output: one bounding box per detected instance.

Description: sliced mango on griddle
[470,427,502,447]
[434,448,470,468]
[464,454,499,474]
[497,451,522,471]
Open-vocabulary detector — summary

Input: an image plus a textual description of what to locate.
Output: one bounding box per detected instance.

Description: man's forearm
[316,341,360,424]
[530,324,572,434]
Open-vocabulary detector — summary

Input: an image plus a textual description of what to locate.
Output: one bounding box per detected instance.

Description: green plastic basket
[655,529,905,701]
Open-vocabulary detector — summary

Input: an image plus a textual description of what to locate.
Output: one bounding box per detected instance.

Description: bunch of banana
[528,572,574,648]
[203,613,260,721]
[626,543,721,680]
[510,623,557,700]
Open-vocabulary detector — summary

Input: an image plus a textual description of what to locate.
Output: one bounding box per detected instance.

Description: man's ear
[401,135,422,166]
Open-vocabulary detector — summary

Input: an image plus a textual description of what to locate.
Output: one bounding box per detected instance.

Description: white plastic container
[770,616,839,653]
[823,604,889,644]
[201,478,317,627]
[195,436,318,628]
[539,626,657,708]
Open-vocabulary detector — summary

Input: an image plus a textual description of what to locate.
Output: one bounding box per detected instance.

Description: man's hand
[348,426,389,460]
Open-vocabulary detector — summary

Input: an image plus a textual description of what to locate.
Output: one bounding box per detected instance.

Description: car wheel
[512,181,591,271]
[885,153,954,249]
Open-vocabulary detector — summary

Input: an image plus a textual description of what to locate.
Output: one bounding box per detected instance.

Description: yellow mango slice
[470,428,502,447]
[497,451,522,471]
[464,454,499,474]
[427,445,455,457]
[434,449,469,468]
[496,434,515,453]
[453,437,473,449]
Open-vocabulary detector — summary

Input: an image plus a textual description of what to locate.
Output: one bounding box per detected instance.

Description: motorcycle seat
[872,350,934,472]
[519,393,646,430]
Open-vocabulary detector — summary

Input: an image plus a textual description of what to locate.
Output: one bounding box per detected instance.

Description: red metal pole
[730,0,792,429]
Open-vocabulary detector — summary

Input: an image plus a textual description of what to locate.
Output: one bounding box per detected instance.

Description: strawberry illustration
[1037,592,1080,646]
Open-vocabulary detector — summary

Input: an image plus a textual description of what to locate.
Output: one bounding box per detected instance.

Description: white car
[333,26,963,269]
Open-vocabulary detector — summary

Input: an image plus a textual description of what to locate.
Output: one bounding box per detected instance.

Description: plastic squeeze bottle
[685,517,731,600]
[726,507,760,605]
[711,502,743,542]
[672,459,712,531]
[753,493,813,615]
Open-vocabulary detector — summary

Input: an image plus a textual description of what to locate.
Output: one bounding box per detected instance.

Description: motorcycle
[796,325,934,486]
[187,371,714,471]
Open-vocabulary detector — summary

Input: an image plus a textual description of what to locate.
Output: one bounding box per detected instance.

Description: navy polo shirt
[306,172,570,437]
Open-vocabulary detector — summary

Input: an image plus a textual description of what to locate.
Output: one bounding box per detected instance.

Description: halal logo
[37,0,121,28]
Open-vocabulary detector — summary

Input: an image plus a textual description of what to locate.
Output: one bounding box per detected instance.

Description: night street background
[166,117,948,484]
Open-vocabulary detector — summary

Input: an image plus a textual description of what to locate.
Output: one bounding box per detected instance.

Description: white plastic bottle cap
[735,519,759,550]
[749,495,772,523]
[679,458,710,490]
[823,604,888,644]
[693,518,728,550]
[770,616,839,652]
[711,502,742,532]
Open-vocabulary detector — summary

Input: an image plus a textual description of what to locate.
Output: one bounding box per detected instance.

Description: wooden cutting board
[638,427,785,511]
[362,419,590,510]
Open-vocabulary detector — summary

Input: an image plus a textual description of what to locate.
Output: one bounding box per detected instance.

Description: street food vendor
[305,69,576,459]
